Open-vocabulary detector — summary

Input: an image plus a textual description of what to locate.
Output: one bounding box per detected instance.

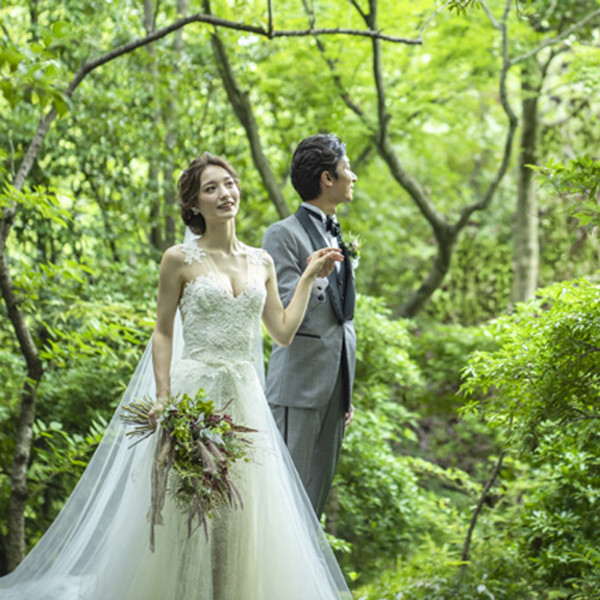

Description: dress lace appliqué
[247,248,268,266]
[181,240,206,265]
[176,245,267,379]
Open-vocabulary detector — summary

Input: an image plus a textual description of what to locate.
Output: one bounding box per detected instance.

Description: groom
[262,133,357,518]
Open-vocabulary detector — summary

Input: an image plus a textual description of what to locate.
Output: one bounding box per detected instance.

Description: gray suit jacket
[262,207,356,411]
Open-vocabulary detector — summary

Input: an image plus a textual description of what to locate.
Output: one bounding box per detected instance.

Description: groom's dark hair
[290,134,346,202]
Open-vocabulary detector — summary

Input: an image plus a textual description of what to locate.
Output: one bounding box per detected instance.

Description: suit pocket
[295,332,321,340]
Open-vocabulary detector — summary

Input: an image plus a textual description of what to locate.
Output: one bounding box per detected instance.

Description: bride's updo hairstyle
[178,152,240,235]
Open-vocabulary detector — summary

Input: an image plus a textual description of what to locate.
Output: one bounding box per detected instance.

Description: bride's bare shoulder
[159,244,191,271]
[162,244,184,260]
[242,244,270,266]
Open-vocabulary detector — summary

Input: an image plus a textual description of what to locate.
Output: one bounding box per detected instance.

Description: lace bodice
[178,241,268,365]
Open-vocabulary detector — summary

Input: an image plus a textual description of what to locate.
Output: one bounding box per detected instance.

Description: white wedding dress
[0,239,351,599]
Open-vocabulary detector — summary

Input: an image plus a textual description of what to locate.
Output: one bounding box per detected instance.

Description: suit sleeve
[262,223,303,308]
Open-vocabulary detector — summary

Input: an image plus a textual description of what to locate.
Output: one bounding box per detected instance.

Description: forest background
[1,0,600,598]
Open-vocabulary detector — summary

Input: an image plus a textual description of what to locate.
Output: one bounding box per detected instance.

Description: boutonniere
[344,232,362,269]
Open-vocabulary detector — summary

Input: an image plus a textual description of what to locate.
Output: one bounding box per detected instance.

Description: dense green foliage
[1,0,600,596]
[352,279,600,600]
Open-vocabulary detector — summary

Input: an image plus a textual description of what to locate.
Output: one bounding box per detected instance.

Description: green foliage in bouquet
[162,392,254,526]
[121,389,255,550]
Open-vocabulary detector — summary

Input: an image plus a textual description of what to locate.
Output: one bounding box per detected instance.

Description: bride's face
[196,165,240,224]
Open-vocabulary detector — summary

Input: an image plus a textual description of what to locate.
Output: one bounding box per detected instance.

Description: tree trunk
[82,167,120,262]
[511,60,540,305]
[377,137,457,317]
[143,0,164,251]
[366,2,458,317]
[315,0,518,318]
[0,250,44,571]
[205,1,290,219]
[7,379,41,572]
[163,0,189,248]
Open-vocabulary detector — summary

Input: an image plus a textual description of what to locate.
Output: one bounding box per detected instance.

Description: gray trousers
[271,374,346,518]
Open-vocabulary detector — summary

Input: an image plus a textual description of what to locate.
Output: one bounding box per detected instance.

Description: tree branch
[205,2,290,218]
[480,0,502,30]
[509,8,600,68]
[572,407,600,422]
[349,0,368,23]
[542,97,589,128]
[267,0,274,38]
[0,250,44,569]
[541,0,559,25]
[11,10,420,196]
[301,0,371,125]
[418,0,453,37]
[367,1,389,144]
[358,0,446,231]
[460,449,506,576]
[454,1,597,231]
[272,27,420,44]
[0,257,43,383]
[306,0,458,316]
[81,166,120,262]
[453,0,518,231]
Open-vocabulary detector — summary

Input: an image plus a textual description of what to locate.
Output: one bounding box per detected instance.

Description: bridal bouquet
[120,389,255,549]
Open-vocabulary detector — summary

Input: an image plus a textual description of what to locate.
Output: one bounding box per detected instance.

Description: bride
[0,153,352,599]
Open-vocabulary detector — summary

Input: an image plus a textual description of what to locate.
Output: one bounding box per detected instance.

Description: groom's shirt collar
[301,202,341,273]
[300,203,336,287]
[302,202,327,223]
[302,202,330,244]
[301,203,339,230]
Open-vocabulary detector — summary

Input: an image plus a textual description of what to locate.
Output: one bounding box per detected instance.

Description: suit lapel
[340,250,356,321]
[294,207,346,324]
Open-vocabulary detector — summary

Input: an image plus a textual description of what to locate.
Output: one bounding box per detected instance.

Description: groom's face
[329,156,357,205]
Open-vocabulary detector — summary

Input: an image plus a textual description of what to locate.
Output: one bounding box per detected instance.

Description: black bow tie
[304,207,343,241]
[325,215,341,238]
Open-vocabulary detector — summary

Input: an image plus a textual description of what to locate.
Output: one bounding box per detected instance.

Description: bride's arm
[149,247,185,428]
[262,247,342,347]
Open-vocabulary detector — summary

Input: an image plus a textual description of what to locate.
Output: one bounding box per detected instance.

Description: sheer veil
[0,229,185,597]
[0,305,185,598]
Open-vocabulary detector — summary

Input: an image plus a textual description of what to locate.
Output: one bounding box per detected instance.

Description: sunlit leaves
[1,185,71,226]
[535,156,600,228]
[447,0,482,16]
[26,417,107,528]
[0,28,71,114]
[461,277,600,445]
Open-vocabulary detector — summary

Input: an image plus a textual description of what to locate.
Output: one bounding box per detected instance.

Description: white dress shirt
[301,202,340,300]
